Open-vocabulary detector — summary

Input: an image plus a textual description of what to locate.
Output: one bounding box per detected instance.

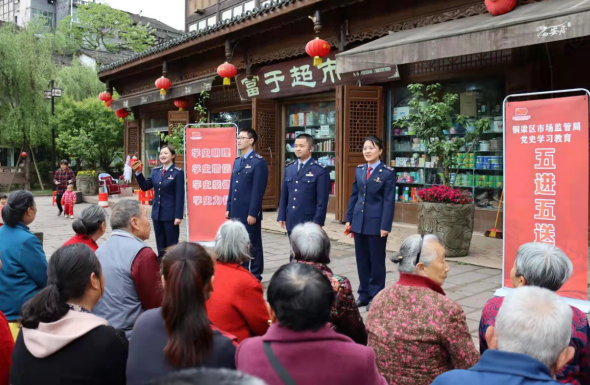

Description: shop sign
[235,52,399,100]
[185,125,238,243]
[504,95,588,300]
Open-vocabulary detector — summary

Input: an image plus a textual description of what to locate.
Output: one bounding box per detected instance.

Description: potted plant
[76,170,98,196]
[394,83,491,257]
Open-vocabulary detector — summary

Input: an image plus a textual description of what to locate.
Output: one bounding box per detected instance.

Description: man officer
[226,128,269,281]
[278,133,330,261]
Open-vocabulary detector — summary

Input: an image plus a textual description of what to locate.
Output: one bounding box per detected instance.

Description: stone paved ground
[33,196,508,349]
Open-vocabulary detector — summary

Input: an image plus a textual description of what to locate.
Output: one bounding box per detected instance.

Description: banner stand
[183,123,239,247]
[497,88,590,313]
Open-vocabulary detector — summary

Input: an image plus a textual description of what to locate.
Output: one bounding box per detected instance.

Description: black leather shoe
[366,301,372,312]
[355,299,369,307]
[57,210,63,216]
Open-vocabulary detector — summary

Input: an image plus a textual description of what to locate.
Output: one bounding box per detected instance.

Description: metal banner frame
[183,123,239,247]
[497,88,590,313]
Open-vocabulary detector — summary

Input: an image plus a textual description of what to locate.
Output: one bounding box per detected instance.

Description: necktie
[366,166,373,181]
[297,162,302,176]
[161,167,165,177]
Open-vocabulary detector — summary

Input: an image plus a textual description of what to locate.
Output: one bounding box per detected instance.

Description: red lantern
[115,108,129,122]
[217,62,238,86]
[155,76,172,96]
[174,99,190,111]
[99,91,112,106]
[306,37,331,67]
[485,0,517,16]
[21,151,26,158]
[106,100,112,109]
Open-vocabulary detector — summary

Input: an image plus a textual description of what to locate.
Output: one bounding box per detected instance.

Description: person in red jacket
[0,257,15,385]
[207,220,270,343]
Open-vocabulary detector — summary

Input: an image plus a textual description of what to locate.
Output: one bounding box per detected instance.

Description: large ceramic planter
[77,175,98,196]
[175,154,185,170]
[418,202,475,257]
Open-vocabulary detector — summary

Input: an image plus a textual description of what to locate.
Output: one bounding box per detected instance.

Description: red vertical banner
[185,126,237,243]
[505,95,589,300]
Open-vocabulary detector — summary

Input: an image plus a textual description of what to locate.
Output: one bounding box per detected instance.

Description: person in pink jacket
[236,263,387,385]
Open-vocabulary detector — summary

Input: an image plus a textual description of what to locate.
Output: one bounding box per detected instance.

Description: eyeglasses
[415,234,425,265]
[237,136,251,141]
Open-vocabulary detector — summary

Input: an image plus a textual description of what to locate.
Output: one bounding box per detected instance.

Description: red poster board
[505,95,589,300]
[185,126,238,243]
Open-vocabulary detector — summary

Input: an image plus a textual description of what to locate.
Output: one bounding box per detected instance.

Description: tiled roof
[98,0,297,74]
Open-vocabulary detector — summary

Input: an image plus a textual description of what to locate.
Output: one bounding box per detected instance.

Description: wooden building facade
[99,0,590,232]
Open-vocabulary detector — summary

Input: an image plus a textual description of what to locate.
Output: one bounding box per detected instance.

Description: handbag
[263,341,297,385]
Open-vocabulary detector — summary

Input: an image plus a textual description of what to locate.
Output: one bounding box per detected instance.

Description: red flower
[417,185,473,204]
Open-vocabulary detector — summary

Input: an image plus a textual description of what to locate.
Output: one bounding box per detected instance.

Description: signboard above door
[235,52,399,101]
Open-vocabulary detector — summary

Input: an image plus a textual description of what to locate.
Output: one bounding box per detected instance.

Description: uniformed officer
[277,133,330,261]
[345,136,395,311]
[226,128,269,281]
[133,145,185,258]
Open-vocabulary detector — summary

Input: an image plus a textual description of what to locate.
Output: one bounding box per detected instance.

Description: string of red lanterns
[174,99,190,111]
[115,108,129,122]
[99,91,112,106]
[155,76,172,96]
[485,0,517,16]
[217,62,238,86]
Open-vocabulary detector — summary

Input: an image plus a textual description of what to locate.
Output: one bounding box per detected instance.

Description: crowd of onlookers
[0,190,588,385]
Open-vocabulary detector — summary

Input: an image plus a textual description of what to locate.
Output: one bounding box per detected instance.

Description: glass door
[144,127,167,176]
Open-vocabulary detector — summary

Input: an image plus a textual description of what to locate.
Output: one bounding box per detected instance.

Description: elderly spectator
[434,286,574,385]
[0,190,47,340]
[479,242,588,384]
[237,263,387,385]
[127,242,237,385]
[92,199,162,337]
[291,222,367,345]
[10,244,127,385]
[207,220,270,343]
[367,234,479,385]
[150,368,267,385]
[63,205,107,251]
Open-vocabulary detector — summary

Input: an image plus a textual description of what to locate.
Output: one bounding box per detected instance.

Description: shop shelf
[391,150,426,153]
[474,168,503,171]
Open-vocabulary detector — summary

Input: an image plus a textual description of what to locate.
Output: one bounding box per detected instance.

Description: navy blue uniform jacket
[136,166,185,222]
[345,163,395,236]
[226,151,269,223]
[277,158,331,231]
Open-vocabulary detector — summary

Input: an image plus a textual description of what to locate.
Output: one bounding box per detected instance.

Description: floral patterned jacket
[367,273,479,385]
[297,261,367,345]
[479,296,590,385]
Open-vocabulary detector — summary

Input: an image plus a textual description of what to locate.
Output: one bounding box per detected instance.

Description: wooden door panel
[336,86,384,221]
[168,111,190,133]
[124,120,141,188]
[253,99,280,210]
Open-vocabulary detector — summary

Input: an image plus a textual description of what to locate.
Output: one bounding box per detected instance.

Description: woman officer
[133,145,185,258]
[345,136,395,311]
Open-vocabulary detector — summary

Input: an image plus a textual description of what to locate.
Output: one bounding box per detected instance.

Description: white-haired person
[206,220,270,343]
[291,222,367,345]
[434,286,575,385]
[479,242,589,384]
[367,234,479,385]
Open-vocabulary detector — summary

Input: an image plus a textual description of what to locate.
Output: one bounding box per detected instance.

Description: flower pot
[418,202,475,257]
[174,154,185,170]
[77,175,98,196]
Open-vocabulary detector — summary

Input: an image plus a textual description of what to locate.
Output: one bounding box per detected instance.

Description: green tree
[0,22,54,189]
[52,98,124,173]
[56,58,105,102]
[57,3,155,53]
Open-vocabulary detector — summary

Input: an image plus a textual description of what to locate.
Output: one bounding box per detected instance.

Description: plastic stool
[52,191,57,206]
[138,190,151,205]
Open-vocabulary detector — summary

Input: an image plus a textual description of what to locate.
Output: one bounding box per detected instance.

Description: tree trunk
[24,150,31,191]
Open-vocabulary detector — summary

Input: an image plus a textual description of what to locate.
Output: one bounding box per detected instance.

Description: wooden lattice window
[256,110,276,151]
[348,100,380,153]
[126,121,140,155]
[409,50,512,76]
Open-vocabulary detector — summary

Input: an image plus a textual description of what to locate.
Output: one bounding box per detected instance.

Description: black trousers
[242,220,264,281]
[55,193,63,213]
[353,232,387,303]
[153,220,180,259]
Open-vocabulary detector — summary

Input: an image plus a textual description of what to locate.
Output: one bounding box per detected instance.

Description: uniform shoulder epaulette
[312,162,327,169]
[255,154,264,159]
[357,164,364,168]
[174,167,182,171]
[383,165,394,172]
[235,155,241,159]
[286,160,297,167]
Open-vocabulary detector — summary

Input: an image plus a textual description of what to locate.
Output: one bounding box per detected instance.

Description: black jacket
[11,325,128,385]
